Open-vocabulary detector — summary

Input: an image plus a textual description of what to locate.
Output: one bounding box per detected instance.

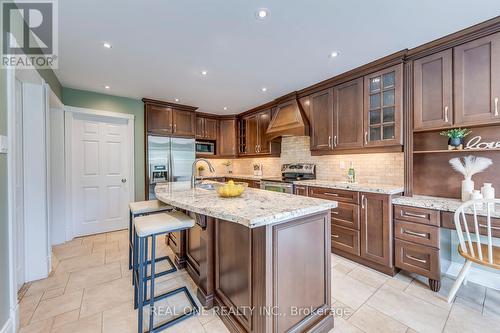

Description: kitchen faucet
[191,158,215,188]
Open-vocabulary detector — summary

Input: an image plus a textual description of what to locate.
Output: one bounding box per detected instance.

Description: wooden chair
[447,198,500,303]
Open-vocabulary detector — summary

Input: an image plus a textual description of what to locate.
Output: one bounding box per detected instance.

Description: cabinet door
[360,192,392,267]
[218,118,237,157]
[333,78,364,149]
[454,32,500,126]
[257,109,271,154]
[294,185,308,196]
[172,109,196,137]
[196,117,205,139]
[364,65,402,147]
[414,50,453,130]
[245,115,258,154]
[147,105,172,134]
[205,118,218,140]
[309,88,334,151]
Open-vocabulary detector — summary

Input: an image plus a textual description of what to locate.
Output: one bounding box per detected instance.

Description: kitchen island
[155,182,337,333]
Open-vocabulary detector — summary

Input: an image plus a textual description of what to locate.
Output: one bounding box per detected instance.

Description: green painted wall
[0,69,10,328]
[62,87,145,200]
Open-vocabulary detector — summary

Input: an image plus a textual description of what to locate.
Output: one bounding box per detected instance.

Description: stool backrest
[453,199,500,265]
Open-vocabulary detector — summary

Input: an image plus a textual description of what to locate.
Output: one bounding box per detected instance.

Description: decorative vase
[461,179,474,202]
[448,137,464,150]
[481,183,495,211]
[471,190,484,209]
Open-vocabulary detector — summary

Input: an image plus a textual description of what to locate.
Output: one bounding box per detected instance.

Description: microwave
[196,141,215,155]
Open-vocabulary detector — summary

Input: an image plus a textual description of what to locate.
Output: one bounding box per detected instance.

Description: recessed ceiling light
[104,85,110,89]
[223,107,228,111]
[201,70,208,76]
[256,8,269,19]
[261,87,267,92]
[103,42,112,49]
[329,51,340,58]
[174,98,179,102]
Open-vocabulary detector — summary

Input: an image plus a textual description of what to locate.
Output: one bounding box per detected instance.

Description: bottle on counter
[347,161,356,184]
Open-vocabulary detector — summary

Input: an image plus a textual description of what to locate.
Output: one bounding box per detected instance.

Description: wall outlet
[0,135,7,154]
[339,161,346,169]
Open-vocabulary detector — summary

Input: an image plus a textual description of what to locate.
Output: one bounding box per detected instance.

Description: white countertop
[154,182,337,228]
[293,180,404,195]
[392,195,500,219]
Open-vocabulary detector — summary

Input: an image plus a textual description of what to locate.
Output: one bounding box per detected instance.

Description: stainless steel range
[260,163,316,194]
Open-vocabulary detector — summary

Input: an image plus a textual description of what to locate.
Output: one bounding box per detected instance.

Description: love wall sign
[465,136,500,149]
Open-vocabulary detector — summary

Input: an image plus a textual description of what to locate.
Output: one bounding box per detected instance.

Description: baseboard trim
[445,262,500,291]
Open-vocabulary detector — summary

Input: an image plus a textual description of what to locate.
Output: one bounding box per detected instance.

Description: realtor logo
[1,0,58,68]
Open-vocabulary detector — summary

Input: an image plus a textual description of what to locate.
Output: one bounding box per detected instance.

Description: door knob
[121,178,127,183]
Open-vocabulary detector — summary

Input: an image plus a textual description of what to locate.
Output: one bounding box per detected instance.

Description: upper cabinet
[333,78,364,149]
[413,50,453,130]
[238,108,273,155]
[363,64,403,147]
[144,99,197,137]
[454,32,500,126]
[196,116,218,140]
[218,118,237,157]
[309,88,334,151]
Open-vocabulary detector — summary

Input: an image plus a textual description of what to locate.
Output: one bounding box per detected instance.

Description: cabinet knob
[174,124,177,132]
[328,136,332,148]
[364,132,368,145]
[334,135,337,147]
[444,106,449,122]
[495,97,499,117]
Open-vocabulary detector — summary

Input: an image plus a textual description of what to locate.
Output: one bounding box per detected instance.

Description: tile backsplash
[208,136,404,186]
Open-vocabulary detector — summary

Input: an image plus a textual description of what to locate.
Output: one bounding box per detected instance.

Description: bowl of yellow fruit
[214,180,248,198]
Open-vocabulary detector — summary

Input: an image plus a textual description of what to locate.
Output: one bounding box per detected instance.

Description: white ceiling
[56,0,500,114]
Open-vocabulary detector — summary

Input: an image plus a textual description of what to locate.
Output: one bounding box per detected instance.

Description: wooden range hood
[266,92,310,140]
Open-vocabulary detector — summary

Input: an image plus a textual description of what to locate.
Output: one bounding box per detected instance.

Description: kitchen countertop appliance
[260,163,316,194]
[147,135,195,199]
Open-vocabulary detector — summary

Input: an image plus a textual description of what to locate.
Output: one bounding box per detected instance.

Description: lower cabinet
[309,186,395,275]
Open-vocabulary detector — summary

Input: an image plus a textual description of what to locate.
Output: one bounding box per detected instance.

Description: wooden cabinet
[363,64,403,147]
[359,192,392,267]
[454,32,500,126]
[146,104,172,134]
[239,109,272,155]
[196,116,218,140]
[294,185,308,196]
[413,49,453,130]
[144,99,197,137]
[309,88,334,151]
[333,78,364,149]
[217,118,237,157]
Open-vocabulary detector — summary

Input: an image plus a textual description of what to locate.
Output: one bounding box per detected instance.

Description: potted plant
[440,128,472,150]
[197,165,206,177]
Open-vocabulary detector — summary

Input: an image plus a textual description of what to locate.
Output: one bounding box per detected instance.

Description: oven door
[260,181,294,194]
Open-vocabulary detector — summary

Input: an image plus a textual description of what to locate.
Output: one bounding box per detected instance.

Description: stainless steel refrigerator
[147,135,195,199]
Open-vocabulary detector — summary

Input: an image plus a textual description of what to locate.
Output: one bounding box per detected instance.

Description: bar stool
[129,200,173,271]
[133,211,199,332]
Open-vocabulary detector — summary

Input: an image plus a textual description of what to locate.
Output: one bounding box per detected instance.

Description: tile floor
[18,229,500,333]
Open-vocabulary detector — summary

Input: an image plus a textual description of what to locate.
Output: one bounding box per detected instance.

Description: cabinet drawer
[332,202,360,230]
[395,239,440,280]
[331,225,360,256]
[394,205,439,226]
[441,211,500,238]
[309,187,359,204]
[394,220,439,249]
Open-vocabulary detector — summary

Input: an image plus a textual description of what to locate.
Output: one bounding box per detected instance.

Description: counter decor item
[197,165,205,177]
[449,156,493,201]
[222,160,233,174]
[440,128,472,150]
[471,190,484,209]
[481,183,496,211]
[253,163,263,176]
[347,161,356,183]
[214,180,248,198]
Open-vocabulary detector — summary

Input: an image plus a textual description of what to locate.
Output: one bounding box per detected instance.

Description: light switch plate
[339,161,346,169]
[0,135,8,154]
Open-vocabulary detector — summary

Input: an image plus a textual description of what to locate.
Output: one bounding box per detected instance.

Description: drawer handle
[479,224,500,231]
[332,234,340,238]
[403,229,428,238]
[401,211,427,219]
[444,106,449,123]
[495,97,499,117]
[405,254,427,264]
[324,193,339,197]
[332,211,339,215]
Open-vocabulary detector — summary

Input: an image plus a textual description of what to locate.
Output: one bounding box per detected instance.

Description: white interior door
[72,113,131,236]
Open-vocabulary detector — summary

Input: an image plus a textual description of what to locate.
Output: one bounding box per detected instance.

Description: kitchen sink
[196,183,216,190]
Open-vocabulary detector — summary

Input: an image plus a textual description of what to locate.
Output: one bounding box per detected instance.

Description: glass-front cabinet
[363,64,403,147]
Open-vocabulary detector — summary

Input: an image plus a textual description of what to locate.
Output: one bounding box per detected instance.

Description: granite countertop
[196,174,265,181]
[154,181,337,228]
[392,195,500,219]
[293,180,404,195]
